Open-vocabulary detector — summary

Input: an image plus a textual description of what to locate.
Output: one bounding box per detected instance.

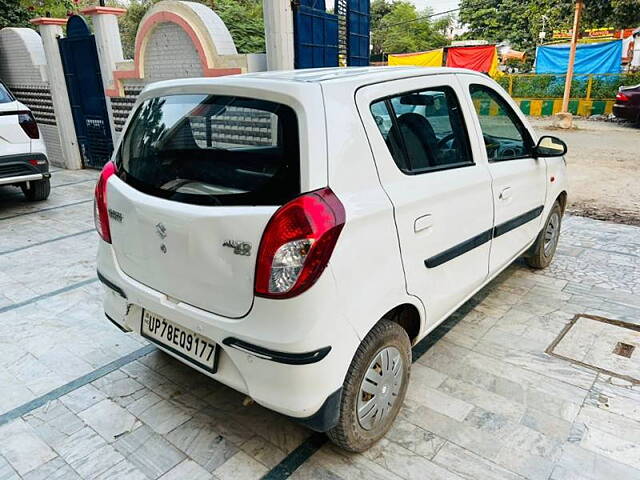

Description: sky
[409,0,461,15]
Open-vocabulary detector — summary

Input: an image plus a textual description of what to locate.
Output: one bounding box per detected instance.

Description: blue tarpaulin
[535,40,622,74]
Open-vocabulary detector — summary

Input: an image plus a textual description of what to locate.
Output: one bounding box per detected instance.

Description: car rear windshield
[115,94,300,206]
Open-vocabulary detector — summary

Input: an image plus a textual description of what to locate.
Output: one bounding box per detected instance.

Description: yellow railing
[499,72,636,101]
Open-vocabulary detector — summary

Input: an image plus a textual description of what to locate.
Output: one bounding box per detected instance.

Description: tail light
[18,111,39,139]
[616,92,630,102]
[94,161,117,243]
[255,187,345,299]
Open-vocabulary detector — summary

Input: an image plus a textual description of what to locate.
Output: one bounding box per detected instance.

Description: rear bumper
[612,104,640,122]
[0,153,49,186]
[96,241,359,428]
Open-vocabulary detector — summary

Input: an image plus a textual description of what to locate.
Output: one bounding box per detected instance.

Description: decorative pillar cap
[30,17,68,26]
[79,6,127,16]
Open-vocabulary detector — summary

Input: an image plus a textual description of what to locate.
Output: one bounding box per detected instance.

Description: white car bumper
[97,240,360,429]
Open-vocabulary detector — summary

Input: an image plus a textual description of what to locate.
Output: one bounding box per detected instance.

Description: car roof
[142,66,487,95]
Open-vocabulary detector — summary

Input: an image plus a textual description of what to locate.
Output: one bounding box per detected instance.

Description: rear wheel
[526,201,562,269]
[21,178,50,201]
[327,320,410,452]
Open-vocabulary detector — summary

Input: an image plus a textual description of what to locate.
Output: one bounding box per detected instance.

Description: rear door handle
[499,187,512,200]
[414,214,433,233]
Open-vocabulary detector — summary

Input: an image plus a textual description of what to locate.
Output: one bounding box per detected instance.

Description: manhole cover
[546,314,640,384]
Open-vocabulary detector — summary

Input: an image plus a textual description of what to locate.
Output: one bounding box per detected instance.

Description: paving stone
[240,436,287,469]
[77,399,138,442]
[93,459,148,480]
[125,389,163,417]
[158,459,212,480]
[70,443,125,479]
[54,427,106,466]
[0,419,57,476]
[213,451,269,480]
[585,376,640,423]
[308,444,404,480]
[24,408,85,447]
[114,425,185,478]
[432,442,523,480]
[0,456,19,480]
[384,417,446,460]
[289,462,345,480]
[137,399,192,435]
[20,457,66,480]
[165,417,238,472]
[550,442,640,479]
[400,402,505,460]
[406,381,474,422]
[520,407,572,440]
[91,373,145,403]
[363,438,464,480]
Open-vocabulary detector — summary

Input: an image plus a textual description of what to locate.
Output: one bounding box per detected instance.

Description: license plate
[141,310,217,372]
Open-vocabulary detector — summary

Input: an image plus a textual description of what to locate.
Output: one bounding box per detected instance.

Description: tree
[1,0,30,28]
[371,0,450,56]
[459,0,640,57]
[19,0,77,19]
[117,0,264,59]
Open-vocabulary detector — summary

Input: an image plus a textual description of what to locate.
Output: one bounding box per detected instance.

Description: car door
[356,75,494,328]
[458,75,547,274]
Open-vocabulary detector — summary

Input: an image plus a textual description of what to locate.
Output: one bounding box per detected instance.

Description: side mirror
[534,135,567,157]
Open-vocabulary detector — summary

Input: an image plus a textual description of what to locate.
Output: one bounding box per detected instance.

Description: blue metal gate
[58,15,113,169]
[346,0,370,66]
[293,0,339,69]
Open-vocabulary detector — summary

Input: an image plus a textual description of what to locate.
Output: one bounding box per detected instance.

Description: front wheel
[327,320,410,452]
[526,201,562,269]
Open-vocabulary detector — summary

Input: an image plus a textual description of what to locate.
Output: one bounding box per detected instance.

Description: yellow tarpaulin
[489,50,502,77]
[388,49,444,67]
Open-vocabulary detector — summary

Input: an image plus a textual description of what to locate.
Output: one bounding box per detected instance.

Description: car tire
[525,201,562,269]
[21,178,50,201]
[327,319,411,452]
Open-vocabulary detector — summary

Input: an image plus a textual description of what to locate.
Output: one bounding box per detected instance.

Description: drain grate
[613,342,635,358]
[547,314,640,384]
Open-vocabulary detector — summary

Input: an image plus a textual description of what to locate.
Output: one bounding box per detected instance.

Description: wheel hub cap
[357,346,403,431]
[544,212,560,255]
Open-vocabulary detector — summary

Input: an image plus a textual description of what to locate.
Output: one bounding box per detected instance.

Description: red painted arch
[107,10,241,97]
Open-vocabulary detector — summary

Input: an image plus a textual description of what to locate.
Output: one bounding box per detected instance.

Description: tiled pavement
[1,168,640,479]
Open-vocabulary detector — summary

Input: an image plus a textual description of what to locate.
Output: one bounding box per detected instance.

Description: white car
[0,82,50,201]
[96,67,568,451]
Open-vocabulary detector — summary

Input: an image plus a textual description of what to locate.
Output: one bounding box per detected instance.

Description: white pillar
[31,18,82,170]
[263,0,295,71]
[80,6,126,139]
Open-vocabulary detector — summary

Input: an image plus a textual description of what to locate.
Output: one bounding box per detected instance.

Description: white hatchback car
[0,81,50,201]
[96,67,568,451]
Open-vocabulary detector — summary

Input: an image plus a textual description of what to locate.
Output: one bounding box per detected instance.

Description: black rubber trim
[105,313,129,333]
[96,270,127,299]
[425,229,492,268]
[284,387,342,432]
[0,153,49,175]
[424,205,544,268]
[493,206,544,238]
[222,337,331,365]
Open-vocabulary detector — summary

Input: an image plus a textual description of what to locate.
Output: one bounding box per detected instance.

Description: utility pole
[556,0,584,128]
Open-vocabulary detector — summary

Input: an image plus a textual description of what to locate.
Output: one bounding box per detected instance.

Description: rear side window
[0,83,14,103]
[116,94,300,206]
[370,86,472,174]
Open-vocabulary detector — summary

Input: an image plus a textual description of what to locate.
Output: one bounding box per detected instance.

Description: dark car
[612,84,640,124]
